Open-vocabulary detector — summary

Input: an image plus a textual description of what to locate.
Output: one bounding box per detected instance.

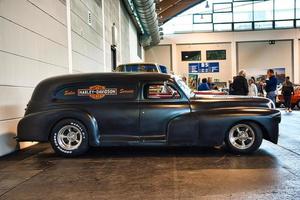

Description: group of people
[183,69,295,111]
[229,69,294,112]
[197,77,216,91]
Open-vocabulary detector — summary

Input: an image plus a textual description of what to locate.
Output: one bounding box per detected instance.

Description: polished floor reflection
[0,110,299,200]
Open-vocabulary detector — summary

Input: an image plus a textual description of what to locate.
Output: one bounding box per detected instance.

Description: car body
[17,73,281,157]
[115,63,168,74]
[277,85,300,108]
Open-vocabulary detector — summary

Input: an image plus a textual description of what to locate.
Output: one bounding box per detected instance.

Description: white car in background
[115,63,169,74]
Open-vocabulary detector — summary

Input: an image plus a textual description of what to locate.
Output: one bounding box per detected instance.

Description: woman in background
[282,76,294,112]
[248,79,258,96]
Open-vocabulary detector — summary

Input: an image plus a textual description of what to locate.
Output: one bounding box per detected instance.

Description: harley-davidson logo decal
[78,85,117,100]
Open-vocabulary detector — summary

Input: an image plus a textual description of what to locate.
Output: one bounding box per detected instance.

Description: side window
[145,82,181,99]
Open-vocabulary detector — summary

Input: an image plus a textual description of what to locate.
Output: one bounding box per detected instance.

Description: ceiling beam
[158,0,205,24]
[158,0,182,13]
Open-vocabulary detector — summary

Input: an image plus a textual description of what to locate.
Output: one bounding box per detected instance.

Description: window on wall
[233,2,253,22]
[162,0,300,34]
[253,0,273,21]
[181,51,201,61]
[297,0,300,19]
[206,50,226,60]
[274,0,294,20]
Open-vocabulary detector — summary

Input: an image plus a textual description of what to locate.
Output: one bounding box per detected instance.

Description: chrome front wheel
[225,122,262,154]
[228,124,255,150]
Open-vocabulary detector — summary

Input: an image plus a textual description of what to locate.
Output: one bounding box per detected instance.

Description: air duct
[123,0,160,46]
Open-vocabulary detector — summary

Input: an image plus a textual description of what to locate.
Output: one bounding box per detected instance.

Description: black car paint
[17,73,281,147]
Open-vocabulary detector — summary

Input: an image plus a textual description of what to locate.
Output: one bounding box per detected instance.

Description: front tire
[225,122,262,154]
[50,119,89,157]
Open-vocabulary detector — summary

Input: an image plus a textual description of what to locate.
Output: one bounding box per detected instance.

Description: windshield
[116,64,158,72]
[159,65,168,74]
[174,76,194,98]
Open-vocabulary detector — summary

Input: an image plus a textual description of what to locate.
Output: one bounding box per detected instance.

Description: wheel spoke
[68,140,72,148]
[237,127,242,133]
[75,131,81,136]
[241,140,246,147]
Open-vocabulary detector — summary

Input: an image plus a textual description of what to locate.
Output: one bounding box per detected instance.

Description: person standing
[248,79,258,96]
[198,78,210,91]
[282,76,294,112]
[232,70,249,95]
[265,69,278,104]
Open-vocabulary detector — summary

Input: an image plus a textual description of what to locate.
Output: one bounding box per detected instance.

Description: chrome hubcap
[229,124,255,150]
[57,125,82,151]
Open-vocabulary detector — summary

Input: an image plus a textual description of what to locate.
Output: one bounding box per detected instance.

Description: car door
[139,80,191,143]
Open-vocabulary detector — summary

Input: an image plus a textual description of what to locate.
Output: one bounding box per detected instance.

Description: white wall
[71,0,104,73]
[145,45,172,71]
[128,18,144,63]
[238,41,293,80]
[0,0,69,156]
[0,0,144,156]
[175,43,231,82]
[156,29,300,84]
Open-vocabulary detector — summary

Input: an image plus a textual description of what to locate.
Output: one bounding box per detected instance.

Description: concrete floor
[0,110,300,200]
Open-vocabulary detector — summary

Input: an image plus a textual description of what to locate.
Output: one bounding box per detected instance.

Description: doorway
[111,45,117,71]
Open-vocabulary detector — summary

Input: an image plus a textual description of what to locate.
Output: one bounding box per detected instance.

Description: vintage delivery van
[17,73,281,157]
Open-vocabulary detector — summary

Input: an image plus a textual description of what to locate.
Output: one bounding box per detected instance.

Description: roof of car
[31,73,173,102]
[117,63,158,66]
[44,72,171,82]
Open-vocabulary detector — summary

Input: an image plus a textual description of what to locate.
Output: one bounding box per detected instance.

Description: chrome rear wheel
[50,119,89,157]
[57,125,83,151]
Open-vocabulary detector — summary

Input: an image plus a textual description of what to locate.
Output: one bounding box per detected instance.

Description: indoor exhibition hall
[0,0,300,199]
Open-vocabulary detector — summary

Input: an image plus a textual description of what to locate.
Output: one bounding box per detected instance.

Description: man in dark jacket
[232,70,249,95]
[282,76,294,112]
[265,69,278,104]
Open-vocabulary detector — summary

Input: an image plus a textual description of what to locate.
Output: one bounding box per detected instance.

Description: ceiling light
[205,1,209,9]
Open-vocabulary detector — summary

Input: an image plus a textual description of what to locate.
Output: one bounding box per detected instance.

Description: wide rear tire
[225,122,263,154]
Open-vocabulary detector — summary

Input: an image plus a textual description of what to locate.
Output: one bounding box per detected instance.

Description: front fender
[17,108,100,147]
[167,107,280,146]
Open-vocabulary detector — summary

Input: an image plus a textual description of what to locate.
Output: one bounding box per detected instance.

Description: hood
[190,95,274,111]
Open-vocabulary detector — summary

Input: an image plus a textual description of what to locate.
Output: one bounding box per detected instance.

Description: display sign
[188,63,200,73]
[188,62,220,73]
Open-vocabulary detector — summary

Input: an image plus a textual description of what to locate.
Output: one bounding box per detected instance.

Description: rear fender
[17,109,100,146]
